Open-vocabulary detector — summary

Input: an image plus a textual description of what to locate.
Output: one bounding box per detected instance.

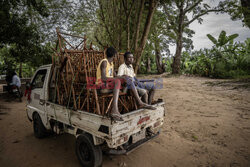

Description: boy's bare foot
[110,108,124,121]
[138,103,157,110]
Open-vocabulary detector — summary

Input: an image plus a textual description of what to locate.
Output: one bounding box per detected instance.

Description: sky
[169,5,250,55]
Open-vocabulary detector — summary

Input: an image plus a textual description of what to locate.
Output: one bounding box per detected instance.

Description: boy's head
[106,47,117,61]
[124,52,134,65]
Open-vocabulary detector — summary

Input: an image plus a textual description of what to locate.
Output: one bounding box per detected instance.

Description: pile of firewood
[51,29,137,116]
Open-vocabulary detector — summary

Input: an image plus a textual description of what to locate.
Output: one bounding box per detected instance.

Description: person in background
[6,71,22,101]
[10,71,21,89]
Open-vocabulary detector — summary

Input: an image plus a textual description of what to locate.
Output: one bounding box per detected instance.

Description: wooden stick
[59,31,85,39]
[56,28,63,53]
[105,98,113,114]
[60,35,74,49]
[71,85,77,110]
[102,97,105,115]
[119,97,129,112]
[78,91,81,109]
[134,97,138,110]
[93,89,101,115]
[75,40,84,50]
[61,73,68,97]
[80,96,87,110]
[61,93,64,104]
[56,85,60,104]
[83,56,90,112]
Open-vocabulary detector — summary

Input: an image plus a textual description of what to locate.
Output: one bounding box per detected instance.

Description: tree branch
[184,0,203,14]
[94,34,105,48]
[128,1,135,17]
[162,4,178,33]
[122,0,128,15]
[98,0,115,46]
[185,9,223,26]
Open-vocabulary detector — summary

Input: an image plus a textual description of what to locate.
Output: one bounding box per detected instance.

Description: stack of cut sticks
[51,29,137,116]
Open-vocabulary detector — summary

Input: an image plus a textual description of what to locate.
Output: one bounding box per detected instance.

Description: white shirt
[117,63,136,78]
[11,75,21,88]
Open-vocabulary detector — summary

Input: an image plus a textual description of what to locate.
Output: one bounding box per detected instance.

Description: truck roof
[39,64,52,69]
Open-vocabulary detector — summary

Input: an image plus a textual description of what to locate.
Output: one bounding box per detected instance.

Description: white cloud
[190,13,250,50]
[169,9,250,55]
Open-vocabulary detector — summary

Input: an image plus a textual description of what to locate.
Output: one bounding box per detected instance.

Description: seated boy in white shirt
[117,52,155,104]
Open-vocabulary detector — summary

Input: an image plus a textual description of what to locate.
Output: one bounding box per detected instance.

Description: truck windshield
[31,69,47,89]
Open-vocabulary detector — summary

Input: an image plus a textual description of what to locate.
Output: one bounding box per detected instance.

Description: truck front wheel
[76,134,102,167]
[33,113,48,138]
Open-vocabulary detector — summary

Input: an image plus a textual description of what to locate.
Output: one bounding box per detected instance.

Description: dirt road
[1,76,250,167]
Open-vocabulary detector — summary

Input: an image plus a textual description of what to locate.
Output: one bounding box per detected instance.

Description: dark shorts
[136,80,155,91]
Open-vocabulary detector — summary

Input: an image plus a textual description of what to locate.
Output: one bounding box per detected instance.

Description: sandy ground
[0,76,250,167]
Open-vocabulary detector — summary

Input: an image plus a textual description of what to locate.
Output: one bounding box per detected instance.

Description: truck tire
[76,134,103,167]
[33,113,47,138]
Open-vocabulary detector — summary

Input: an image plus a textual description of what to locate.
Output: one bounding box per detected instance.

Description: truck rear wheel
[76,134,102,167]
[33,113,47,138]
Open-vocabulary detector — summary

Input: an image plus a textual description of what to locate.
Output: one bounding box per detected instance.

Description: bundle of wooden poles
[51,29,138,116]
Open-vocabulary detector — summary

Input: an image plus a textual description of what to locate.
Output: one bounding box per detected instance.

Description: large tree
[71,0,159,74]
[0,0,69,76]
[162,0,224,74]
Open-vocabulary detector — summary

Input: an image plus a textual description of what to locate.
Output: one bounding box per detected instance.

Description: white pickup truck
[26,64,165,167]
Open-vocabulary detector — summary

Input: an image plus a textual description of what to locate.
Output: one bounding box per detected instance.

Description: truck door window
[31,69,47,89]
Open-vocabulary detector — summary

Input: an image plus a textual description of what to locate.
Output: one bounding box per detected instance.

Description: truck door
[30,69,47,118]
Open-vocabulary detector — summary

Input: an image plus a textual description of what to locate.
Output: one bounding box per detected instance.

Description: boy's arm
[100,61,114,82]
[101,61,108,82]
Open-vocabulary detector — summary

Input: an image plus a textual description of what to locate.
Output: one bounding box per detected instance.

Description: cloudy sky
[169,4,250,55]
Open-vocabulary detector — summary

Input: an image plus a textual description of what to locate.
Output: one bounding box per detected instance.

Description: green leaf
[218,30,227,46]
[207,34,217,45]
[228,34,239,42]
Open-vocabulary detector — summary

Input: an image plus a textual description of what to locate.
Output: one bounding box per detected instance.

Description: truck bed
[44,101,165,148]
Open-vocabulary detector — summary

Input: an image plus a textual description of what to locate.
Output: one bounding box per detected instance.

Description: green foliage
[0,0,66,77]
[219,0,250,28]
[181,34,250,78]
[0,0,248,78]
[0,44,52,77]
[207,31,239,48]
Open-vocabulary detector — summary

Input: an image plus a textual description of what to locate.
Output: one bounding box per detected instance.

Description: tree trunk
[133,0,145,52]
[241,0,250,28]
[172,32,183,74]
[155,41,165,74]
[134,0,157,74]
[118,1,123,50]
[126,17,130,51]
[172,2,184,74]
[122,0,134,51]
[146,56,151,73]
[19,62,22,78]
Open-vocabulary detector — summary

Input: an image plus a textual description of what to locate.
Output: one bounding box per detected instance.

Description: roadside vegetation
[0,0,249,79]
